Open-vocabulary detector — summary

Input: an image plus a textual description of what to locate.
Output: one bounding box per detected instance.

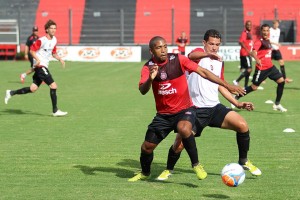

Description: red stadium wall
[35,0,85,44]
[134,0,190,44]
[242,0,300,42]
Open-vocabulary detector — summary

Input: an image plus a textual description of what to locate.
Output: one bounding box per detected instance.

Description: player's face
[273,21,279,29]
[245,21,252,31]
[203,37,221,53]
[150,39,168,63]
[47,25,57,37]
[261,26,270,40]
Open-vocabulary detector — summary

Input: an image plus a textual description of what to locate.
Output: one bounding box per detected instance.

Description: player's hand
[256,59,262,67]
[237,102,254,111]
[227,84,245,96]
[34,60,41,67]
[208,52,222,61]
[149,64,158,80]
[24,54,28,60]
[60,59,65,68]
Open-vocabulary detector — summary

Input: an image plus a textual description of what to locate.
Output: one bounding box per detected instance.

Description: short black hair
[261,24,270,30]
[149,36,165,49]
[203,29,222,42]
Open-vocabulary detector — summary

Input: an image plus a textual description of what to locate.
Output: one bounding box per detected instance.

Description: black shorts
[145,107,196,144]
[252,65,283,86]
[240,56,252,69]
[32,67,55,87]
[271,50,283,60]
[193,104,231,137]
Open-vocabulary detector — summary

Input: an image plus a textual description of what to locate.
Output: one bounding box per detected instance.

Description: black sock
[236,85,253,99]
[236,131,250,165]
[236,71,246,82]
[140,151,153,175]
[244,71,250,87]
[166,145,182,170]
[280,65,286,79]
[275,82,285,105]
[11,87,31,95]
[50,89,58,113]
[182,134,199,167]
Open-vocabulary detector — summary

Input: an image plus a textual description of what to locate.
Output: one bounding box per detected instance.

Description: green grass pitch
[1,60,299,199]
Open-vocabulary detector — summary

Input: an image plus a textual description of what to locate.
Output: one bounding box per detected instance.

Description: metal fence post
[120,9,124,46]
[69,9,72,45]
[172,8,175,45]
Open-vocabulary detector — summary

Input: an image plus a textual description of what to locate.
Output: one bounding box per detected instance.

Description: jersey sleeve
[30,39,41,51]
[138,65,150,86]
[178,54,198,72]
[220,61,225,80]
[253,39,262,51]
[188,47,204,64]
[239,31,246,43]
[52,45,57,54]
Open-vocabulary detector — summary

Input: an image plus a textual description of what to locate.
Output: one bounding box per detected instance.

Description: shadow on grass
[203,194,230,199]
[0,109,45,116]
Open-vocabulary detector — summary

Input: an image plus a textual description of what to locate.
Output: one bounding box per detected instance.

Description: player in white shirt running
[269,20,292,83]
[4,19,67,117]
[157,29,261,181]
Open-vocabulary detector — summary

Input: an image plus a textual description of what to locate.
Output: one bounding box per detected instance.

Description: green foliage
[0,61,299,199]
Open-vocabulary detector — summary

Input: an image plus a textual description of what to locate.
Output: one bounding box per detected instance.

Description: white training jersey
[269,27,280,50]
[187,56,224,108]
[32,35,57,68]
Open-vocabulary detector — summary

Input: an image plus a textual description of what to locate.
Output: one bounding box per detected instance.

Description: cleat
[157,170,172,181]
[128,172,149,182]
[52,110,68,117]
[233,80,239,86]
[241,160,262,176]
[20,74,25,84]
[273,104,287,112]
[4,90,12,104]
[193,164,207,180]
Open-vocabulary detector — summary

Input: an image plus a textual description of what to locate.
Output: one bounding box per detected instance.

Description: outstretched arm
[219,86,254,111]
[139,64,158,95]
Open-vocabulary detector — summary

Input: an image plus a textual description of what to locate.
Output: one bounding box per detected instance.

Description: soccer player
[128,36,245,182]
[269,19,293,83]
[236,24,287,112]
[4,19,68,117]
[233,20,253,87]
[157,29,261,181]
[175,31,189,55]
[20,26,39,84]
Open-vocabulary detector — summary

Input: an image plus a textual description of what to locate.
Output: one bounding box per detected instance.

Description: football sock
[236,85,253,99]
[11,87,31,95]
[236,131,250,165]
[275,82,285,105]
[166,145,182,170]
[140,151,153,176]
[244,71,250,87]
[50,89,58,113]
[182,134,199,167]
[236,70,246,82]
[280,65,286,79]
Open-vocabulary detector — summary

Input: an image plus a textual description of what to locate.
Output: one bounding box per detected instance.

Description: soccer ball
[221,163,245,187]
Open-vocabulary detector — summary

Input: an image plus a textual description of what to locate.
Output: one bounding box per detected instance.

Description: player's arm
[24,45,29,60]
[219,86,254,111]
[250,49,262,69]
[239,41,251,55]
[52,46,65,68]
[189,50,221,61]
[195,66,245,96]
[139,64,158,95]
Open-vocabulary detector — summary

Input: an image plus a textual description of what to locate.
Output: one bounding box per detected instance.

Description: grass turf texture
[1,60,299,199]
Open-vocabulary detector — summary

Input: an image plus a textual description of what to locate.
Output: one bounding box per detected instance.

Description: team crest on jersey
[210,65,214,71]
[160,71,167,80]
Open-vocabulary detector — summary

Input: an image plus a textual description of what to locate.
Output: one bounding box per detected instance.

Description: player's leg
[234,56,247,85]
[269,66,287,112]
[128,115,173,182]
[176,107,207,180]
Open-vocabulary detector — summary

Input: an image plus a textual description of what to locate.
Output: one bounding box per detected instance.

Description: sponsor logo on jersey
[170,55,175,60]
[158,83,177,95]
[111,47,132,59]
[78,47,100,59]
